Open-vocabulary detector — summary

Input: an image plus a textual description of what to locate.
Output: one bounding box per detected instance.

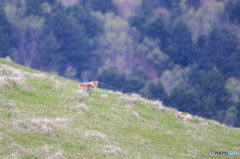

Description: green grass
[0,58,240,158]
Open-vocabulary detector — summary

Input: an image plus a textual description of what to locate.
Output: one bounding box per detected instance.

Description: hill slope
[0,58,240,158]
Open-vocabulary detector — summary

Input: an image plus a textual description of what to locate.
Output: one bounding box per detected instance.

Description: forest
[1,0,240,127]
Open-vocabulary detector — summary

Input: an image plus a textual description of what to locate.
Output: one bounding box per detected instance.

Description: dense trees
[37,31,61,72]
[225,0,240,25]
[0,2,14,57]
[38,8,91,77]
[186,0,201,9]
[148,80,168,101]
[80,0,117,14]
[2,0,240,127]
[66,5,102,38]
[165,21,194,66]
[169,67,231,119]
[97,67,125,91]
[193,29,240,78]
[143,16,170,50]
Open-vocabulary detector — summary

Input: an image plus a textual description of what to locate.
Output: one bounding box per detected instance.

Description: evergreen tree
[66,5,102,38]
[158,0,181,10]
[130,0,152,31]
[225,0,240,25]
[37,31,61,72]
[25,0,42,16]
[0,2,14,58]
[135,37,169,76]
[25,0,56,16]
[225,106,239,127]
[97,67,126,91]
[165,21,193,66]
[130,68,149,81]
[169,67,231,119]
[235,102,240,126]
[123,68,148,93]
[186,0,201,9]
[143,16,170,49]
[81,0,117,14]
[42,9,91,78]
[148,80,168,101]
[194,28,240,78]
[123,76,145,93]
[130,0,180,33]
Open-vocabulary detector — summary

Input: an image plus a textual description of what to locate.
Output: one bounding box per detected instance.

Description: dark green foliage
[97,67,126,91]
[130,0,152,30]
[186,0,201,9]
[130,0,180,35]
[25,0,42,16]
[123,68,148,93]
[80,0,118,14]
[25,0,56,16]
[225,106,239,127]
[234,102,240,126]
[159,0,181,10]
[66,5,102,38]
[38,9,91,77]
[169,67,231,119]
[123,76,145,93]
[47,13,90,60]
[225,0,240,25]
[148,80,168,101]
[140,0,181,10]
[165,21,193,66]
[143,16,170,49]
[0,2,14,58]
[130,68,149,81]
[37,31,61,71]
[194,29,240,78]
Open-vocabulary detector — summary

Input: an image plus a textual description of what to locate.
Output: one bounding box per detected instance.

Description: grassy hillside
[0,58,240,159]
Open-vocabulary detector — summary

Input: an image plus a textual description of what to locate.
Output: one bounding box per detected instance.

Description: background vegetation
[1,0,240,127]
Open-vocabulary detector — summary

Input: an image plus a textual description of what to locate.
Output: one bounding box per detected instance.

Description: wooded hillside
[1,0,240,127]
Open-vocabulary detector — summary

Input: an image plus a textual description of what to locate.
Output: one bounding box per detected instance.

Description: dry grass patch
[118,96,138,105]
[59,93,76,102]
[194,116,204,122]
[0,64,48,90]
[2,101,15,109]
[151,100,164,111]
[132,112,139,119]
[53,150,64,159]
[116,91,124,95]
[49,76,69,91]
[199,122,210,127]
[13,118,71,135]
[74,104,89,115]
[79,130,108,142]
[100,94,108,99]
[101,145,125,156]
[130,93,144,100]
[125,105,132,109]
[76,93,91,103]
[107,90,113,93]
[164,131,173,136]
